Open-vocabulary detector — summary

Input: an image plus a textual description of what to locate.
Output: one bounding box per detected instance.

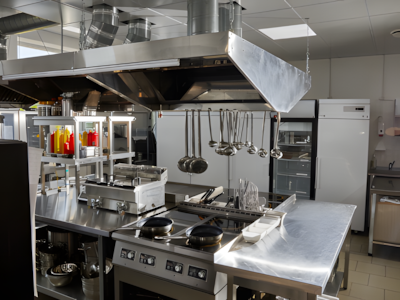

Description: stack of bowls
[46,263,78,287]
[82,277,100,299]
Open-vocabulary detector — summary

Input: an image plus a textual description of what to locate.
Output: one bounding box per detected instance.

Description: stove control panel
[188,265,207,281]
[166,260,183,274]
[140,253,156,266]
[120,248,136,261]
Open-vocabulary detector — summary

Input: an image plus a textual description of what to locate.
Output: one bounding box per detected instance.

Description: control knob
[127,251,134,259]
[147,257,154,265]
[198,270,206,279]
[174,264,182,272]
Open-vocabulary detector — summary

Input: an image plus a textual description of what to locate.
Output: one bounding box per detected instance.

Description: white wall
[289,54,400,168]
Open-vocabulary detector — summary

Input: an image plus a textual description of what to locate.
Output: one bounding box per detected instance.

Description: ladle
[177,110,190,172]
[232,111,240,149]
[184,110,197,171]
[215,110,227,155]
[223,111,237,156]
[244,113,251,147]
[270,112,283,159]
[258,111,268,158]
[247,112,258,154]
[236,111,245,150]
[190,110,209,173]
[208,109,218,147]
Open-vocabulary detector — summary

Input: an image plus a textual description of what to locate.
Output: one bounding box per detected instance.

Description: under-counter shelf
[277,158,311,162]
[37,273,89,300]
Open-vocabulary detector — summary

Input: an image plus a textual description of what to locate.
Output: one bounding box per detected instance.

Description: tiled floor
[338,234,400,300]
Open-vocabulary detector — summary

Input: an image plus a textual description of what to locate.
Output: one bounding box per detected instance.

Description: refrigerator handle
[315,157,321,189]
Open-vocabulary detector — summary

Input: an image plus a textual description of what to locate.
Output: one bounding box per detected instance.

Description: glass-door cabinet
[270,108,318,199]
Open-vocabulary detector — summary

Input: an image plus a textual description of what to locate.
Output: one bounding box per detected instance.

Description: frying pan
[117,217,173,235]
[154,224,223,246]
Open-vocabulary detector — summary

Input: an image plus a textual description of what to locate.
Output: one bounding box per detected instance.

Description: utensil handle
[261,111,266,148]
[198,110,202,157]
[245,113,249,142]
[219,109,223,143]
[154,235,187,240]
[239,111,245,143]
[274,112,281,150]
[227,110,231,145]
[191,110,195,157]
[116,226,140,230]
[185,110,188,156]
[251,112,254,144]
[208,109,213,141]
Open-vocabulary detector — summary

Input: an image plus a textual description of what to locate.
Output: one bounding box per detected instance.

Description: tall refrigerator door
[315,118,369,231]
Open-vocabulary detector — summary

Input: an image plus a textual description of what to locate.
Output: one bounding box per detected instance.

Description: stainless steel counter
[215,199,355,299]
[35,189,175,237]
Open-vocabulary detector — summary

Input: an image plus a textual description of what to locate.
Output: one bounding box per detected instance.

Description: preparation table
[35,189,175,300]
[215,199,355,300]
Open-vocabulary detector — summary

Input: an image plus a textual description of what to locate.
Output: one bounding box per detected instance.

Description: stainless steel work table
[35,189,175,300]
[215,199,355,300]
[368,176,400,255]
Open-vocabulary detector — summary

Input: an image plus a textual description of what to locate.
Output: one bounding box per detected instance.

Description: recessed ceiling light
[259,24,316,40]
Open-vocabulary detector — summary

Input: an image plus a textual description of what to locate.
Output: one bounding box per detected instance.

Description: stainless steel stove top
[111,207,257,295]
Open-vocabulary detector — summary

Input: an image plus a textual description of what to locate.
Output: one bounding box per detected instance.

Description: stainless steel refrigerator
[270,100,318,200]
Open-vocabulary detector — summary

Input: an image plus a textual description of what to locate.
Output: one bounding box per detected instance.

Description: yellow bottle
[59,130,65,154]
[55,128,60,153]
[79,133,82,143]
[83,131,88,146]
[64,128,70,144]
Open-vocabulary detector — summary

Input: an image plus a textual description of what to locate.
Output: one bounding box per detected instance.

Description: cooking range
[112,202,264,300]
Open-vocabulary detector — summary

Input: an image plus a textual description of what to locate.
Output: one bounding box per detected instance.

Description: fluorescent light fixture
[63,26,80,34]
[259,24,316,40]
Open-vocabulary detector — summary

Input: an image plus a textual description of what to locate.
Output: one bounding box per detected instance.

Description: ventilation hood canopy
[0,31,311,113]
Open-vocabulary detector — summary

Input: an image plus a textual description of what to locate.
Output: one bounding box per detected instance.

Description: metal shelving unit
[106,116,136,181]
[34,116,106,196]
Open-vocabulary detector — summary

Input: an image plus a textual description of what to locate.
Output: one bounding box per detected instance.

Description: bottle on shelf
[64,141,70,154]
[55,127,60,153]
[83,131,88,146]
[59,129,65,154]
[93,130,99,146]
[64,128,70,144]
[70,132,75,154]
[50,131,54,153]
[88,130,93,147]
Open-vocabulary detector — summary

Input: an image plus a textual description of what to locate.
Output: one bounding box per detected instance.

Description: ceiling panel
[43,25,80,39]
[242,9,301,30]
[273,35,330,60]
[366,0,400,16]
[370,13,400,55]
[287,0,343,7]
[293,0,369,24]
[0,6,20,18]
[311,17,377,57]
[240,0,289,15]
[242,30,293,61]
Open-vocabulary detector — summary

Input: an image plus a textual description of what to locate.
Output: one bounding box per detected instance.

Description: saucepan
[117,217,173,236]
[154,224,223,246]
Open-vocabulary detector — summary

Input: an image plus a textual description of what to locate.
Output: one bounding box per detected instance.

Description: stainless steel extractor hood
[0,31,311,113]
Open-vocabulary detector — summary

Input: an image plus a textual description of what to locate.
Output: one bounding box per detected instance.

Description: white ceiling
[0,0,399,61]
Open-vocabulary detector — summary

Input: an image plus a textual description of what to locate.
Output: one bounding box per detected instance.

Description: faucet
[389,161,395,170]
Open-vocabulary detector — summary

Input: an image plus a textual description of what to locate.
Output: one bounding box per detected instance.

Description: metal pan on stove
[154,224,223,246]
[117,217,173,236]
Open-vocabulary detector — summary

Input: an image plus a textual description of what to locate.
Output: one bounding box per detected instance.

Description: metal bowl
[51,263,78,276]
[46,268,73,287]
